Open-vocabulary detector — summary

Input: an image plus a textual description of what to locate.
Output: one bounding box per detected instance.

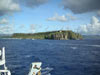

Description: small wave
[83,44,100,48]
[42,72,51,75]
[42,67,53,71]
[70,47,77,50]
[90,45,100,48]
[65,44,100,48]
[8,64,22,68]
[25,55,32,58]
[42,67,53,75]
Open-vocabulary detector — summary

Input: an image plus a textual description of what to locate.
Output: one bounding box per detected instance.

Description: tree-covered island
[11,30,83,40]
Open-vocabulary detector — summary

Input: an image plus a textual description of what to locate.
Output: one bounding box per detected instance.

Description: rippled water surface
[0,39,100,75]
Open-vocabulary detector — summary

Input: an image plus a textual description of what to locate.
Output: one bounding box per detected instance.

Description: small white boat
[0,47,11,75]
[28,62,42,75]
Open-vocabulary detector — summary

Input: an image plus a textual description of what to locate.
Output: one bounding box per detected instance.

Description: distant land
[1,31,100,40]
[11,30,83,40]
[83,35,100,39]
[0,34,11,38]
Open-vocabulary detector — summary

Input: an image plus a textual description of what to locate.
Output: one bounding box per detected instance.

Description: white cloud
[0,18,9,24]
[47,13,77,22]
[47,13,67,22]
[0,0,20,16]
[19,24,25,29]
[79,16,100,35]
[30,24,36,33]
[0,24,14,34]
[79,25,88,34]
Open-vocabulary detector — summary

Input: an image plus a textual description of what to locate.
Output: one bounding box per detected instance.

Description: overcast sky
[0,0,100,35]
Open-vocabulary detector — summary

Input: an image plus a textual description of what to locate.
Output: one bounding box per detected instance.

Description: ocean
[0,39,100,75]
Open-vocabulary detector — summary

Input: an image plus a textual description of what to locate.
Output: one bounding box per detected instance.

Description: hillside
[11,30,83,40]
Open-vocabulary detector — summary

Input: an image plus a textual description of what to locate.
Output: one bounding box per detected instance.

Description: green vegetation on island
[11,30,83,40]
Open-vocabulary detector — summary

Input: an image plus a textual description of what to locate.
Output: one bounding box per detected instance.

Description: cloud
[0,0,48,16]
[30,24,36,33]
[20,0,48,8]
[47,13,77,22]
[19,24,25,29]
[47,13,67,22]
[66,14,77,20]
[0,24,14,34]
[0,0,48,34]
[79,16,100,35]
[0,18,9,24]
[61,0,100,14]
[97,10,100,16]
[0,0,20,16]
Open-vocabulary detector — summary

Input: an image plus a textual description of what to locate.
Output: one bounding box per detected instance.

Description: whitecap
[90,45,100,48]
[42,67,53,75]
[70,47,77,50]
[25,55,32,58]
[84,44,100,48]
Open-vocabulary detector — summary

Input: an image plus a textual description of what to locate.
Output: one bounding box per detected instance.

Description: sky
[0,0,100,35]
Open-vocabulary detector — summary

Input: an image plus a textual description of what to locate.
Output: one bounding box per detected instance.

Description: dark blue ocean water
[0,39,100,75]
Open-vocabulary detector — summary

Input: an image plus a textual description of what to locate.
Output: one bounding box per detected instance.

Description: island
[11,30,83,40]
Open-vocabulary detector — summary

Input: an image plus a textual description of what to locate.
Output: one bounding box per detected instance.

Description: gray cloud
[97,10,100,16]
[62,0,100,14]
[20,0,48,8]
[0,0,20,16]
[0,0,48,16]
